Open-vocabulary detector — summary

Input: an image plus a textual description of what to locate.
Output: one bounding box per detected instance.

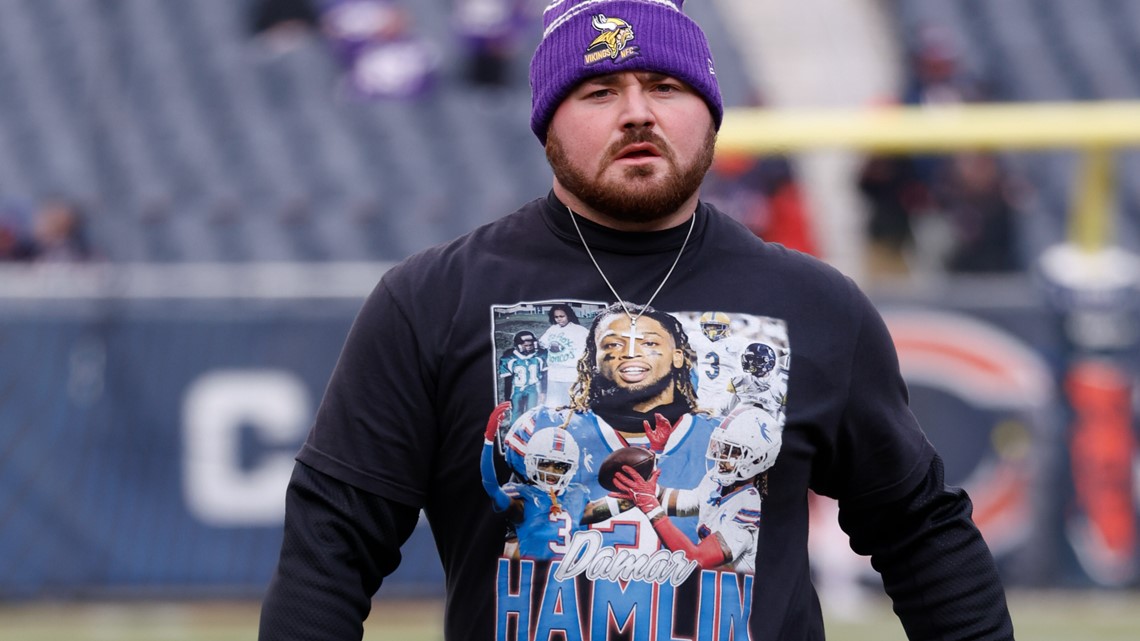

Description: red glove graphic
[642,413,677,453]
[612,466,662,514]
[484,401,513,442]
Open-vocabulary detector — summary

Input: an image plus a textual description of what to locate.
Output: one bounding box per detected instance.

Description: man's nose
[620,91,656,130]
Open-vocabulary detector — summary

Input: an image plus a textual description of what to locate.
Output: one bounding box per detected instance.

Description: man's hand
[642,413,677,453]
[484,401,513,442]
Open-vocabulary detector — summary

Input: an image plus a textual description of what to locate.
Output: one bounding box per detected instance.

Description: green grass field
[1,590,1137,640]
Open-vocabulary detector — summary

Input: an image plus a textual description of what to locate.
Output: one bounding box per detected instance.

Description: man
[259,1,1014,640]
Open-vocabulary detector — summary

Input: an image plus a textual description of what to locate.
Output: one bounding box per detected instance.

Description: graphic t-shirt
[483,299,791,639]
[296,193,935,640]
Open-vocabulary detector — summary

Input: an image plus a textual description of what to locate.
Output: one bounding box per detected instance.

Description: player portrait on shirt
[485,298,788,529]
[485,298,788,593]
[727,341,788,415]
[498,330,547,415]
[479,400,645,561]
[609,405,783,574]
[684,311,750,414]
[680,311,792,420]
[481,401,591,560]
[494,302,720,562]
[537,303,590,408]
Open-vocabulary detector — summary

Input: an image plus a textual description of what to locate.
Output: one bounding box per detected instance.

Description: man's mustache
[606,129,672,161]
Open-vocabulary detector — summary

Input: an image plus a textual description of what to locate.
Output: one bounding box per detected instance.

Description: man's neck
[593,393,690,437]
[553,182,698,232]
[632,388,675,414]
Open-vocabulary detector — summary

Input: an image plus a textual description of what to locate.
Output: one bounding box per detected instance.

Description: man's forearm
[841,456,1015,640]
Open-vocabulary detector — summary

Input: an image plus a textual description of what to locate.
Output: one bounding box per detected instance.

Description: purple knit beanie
[529,0,723,144]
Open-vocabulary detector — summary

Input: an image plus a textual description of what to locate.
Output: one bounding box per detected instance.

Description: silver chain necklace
[568,205,696,357]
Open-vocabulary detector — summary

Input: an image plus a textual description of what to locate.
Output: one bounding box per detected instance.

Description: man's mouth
[617,363,650,382]
[616,143,661,160]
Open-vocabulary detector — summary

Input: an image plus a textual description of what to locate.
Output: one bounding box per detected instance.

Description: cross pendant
[622,318,644,357]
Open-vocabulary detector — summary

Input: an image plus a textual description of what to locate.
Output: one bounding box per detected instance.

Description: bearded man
[261,1,1014,639]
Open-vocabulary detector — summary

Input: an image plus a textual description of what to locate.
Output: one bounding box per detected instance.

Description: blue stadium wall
[1,284,1137,599]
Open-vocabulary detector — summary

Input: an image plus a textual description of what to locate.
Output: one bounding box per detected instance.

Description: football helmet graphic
[514,330,537,355]
[706,406,782,486]
[742,342,777,377]
[699,311,731,341]
[524,428,580,494]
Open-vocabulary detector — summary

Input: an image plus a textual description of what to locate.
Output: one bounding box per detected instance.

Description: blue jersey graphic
[504,483,591,560]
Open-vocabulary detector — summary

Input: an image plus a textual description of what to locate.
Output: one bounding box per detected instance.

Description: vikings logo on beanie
[529,0,724,144]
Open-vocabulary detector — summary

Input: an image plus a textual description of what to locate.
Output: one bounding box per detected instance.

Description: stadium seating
[0,0,1136,263]
[0,0,750,263]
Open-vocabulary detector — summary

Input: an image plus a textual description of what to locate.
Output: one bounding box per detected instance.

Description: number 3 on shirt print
[704,351,720,379]
[547,510,575,556]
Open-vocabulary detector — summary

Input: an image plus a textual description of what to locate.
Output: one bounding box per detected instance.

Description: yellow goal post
[716,101,1140,253]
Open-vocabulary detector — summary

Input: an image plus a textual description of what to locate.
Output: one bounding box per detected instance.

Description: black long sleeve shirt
[259,195,1014,640]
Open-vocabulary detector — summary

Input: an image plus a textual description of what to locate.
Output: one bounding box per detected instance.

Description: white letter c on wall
[182,369,311,526]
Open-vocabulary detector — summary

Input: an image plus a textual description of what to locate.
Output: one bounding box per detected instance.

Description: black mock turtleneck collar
[539,191,707,256]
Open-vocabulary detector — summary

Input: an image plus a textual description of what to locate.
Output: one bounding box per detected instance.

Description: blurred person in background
[454,0,537,87]
[902,24,989,107]
[259,2,1014,640]
[935,152,1025,273]
[700,92,818,256]
[248,0,322,54]
[0,199,36,261]
[29,198,93,263]
[857,153,930,276]
[702,151,818,255]
[857,23,1019,278]
[320,0,440,99]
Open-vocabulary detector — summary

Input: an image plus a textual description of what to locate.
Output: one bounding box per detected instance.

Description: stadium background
[1,0,1138,638]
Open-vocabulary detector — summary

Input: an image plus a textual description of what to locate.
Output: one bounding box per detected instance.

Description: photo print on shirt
[482,299,790,641]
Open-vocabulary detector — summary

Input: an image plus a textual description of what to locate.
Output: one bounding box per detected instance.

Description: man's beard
[546,126,717,225]
[589,370,675,412]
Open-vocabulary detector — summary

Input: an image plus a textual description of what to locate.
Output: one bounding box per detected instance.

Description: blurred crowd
[0,198,94,263]
[244,0,822,262]
[248,0,540,95]
[0,2,1031,277]
[857,25,1026,279]
[705,23,1028,276]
